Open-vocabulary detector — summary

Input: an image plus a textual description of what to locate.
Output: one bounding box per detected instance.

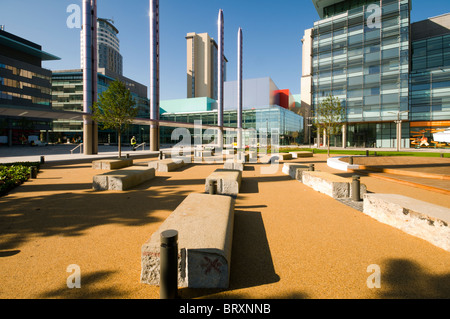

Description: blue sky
[1,0,450,100]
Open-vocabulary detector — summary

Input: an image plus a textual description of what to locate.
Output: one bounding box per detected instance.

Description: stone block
[302,171,366,199]
[289,151,313,158]
[282,163,309,179]
[224,160,245,171]
[148,159,186,172]
[92,158,133,170]
[205,169,242,197]
[93,166,155,191]
[141,193,235,288]
[363,194,450,252]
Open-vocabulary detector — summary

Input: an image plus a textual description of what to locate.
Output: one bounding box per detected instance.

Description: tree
[92,80,138,158]
[313,94,345,157]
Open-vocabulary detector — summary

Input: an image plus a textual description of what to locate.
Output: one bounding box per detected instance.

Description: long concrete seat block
[141,193,235,288]
[259,153,291,164]
[205,169,242,197]
[289,151,313,158]
[194,150,215,158]
[302,171,366,199]
[363,194,450,252]
[92,158,133,170]
[222,149,237,155]
[282,163,309,179]
[93,166,155,191]
[236,153,250,162]
[148,159,185,172]
[276,153,293,160]
[224,160,245,171]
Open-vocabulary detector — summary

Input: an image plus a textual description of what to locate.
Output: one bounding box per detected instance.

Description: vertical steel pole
[160,229,178,299]
[150,0,160,152]
[237,27,243,151]
[82,0,93,155]
[91,0,98,154]
[217,9,224,149]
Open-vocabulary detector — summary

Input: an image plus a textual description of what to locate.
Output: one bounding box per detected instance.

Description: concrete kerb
[141,193,235,289]
[327,156,362,172]
[363,193,450,252]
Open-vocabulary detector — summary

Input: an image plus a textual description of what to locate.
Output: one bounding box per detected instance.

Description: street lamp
[307,116,314,149]
[388,111,409,152]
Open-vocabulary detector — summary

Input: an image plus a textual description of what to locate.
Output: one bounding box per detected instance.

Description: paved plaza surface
[0,147,449,299]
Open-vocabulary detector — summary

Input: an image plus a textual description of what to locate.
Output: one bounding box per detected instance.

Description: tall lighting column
[82,0,98,155]
[150,0,160,151]
[217,9,224,149]
[237,27,243,151]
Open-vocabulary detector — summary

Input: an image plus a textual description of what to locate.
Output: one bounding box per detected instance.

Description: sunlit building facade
[303,0,450,148]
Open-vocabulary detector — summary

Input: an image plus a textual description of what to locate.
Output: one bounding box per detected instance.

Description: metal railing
[70,143,83,154]
[134,142,146,151]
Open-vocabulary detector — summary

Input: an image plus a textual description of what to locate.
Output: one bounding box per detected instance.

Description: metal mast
[150,0,160,151]
[237,27,243,150]
[82,0,98,155]
[217,9,224,149]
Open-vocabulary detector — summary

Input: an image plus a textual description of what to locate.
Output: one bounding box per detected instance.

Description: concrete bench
[289,151,313,158]
[205,169,242,197]
[148,159,186,172]
[222,149,236,155]
[260,153,292,164]
[224,159,245,171]
[93,166,155,191]
[194,149,215,158]
[302,171,367,199]
[92,158,133,170]
[141,193,235,288]
[282,163,310,179]
[363,194,450,252]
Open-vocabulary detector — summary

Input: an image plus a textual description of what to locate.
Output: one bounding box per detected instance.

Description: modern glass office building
[159,77,304,146]
[409,14,450,147]
[0,29,59,145]
[303,0,450,149]
[51,68,149,144]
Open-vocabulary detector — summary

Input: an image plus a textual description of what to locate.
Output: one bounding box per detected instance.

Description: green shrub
[0,162,40,196]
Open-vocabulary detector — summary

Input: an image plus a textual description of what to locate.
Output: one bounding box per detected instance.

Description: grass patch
[0,162,40,196]
[279,148,449,158]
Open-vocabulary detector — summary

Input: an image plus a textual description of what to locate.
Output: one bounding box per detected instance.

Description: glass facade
[312,0,412,148]
[409,33,450,147]
[51,70,149,144]
[0,62,52,107]
[160,106,304,146]
[0,33,55,145]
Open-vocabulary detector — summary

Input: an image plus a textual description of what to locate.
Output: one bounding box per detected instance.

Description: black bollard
[209,180,217,195]
[309,164,315,172]
[40,156,45,164]
[365,150,369,157]
[352,175,361,202]
[159,151,163,160]
[160,230,178,299]
[126,153,130,159]
[30,166,37,179]
[349,156,354,165]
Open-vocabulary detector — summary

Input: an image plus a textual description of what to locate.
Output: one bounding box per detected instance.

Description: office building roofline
[0,29,60,61]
